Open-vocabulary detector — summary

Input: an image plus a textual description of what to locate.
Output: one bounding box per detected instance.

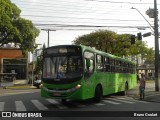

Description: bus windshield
[43,55,83,79]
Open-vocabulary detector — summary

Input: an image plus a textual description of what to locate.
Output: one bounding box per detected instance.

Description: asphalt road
[0,89,160,120]
[0,81,160,120]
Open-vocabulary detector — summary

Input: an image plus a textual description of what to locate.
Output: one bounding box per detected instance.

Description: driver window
[84,51,94,79]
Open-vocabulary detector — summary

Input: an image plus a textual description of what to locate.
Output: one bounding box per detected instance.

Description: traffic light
[137,32,142,40]
[131,35,135,44]
[143,32,151,37]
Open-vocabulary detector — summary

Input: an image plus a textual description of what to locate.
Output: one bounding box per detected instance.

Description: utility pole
[154,0,159,91]
[48,29,49,47]
[132,1,159,91]
[41,29,56,48]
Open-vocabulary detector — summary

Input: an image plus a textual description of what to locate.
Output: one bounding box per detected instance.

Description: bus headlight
[75,84,81,89]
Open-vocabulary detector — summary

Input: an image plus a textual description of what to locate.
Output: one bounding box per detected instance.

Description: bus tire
[94,85,102,103]
[122,83,128,96]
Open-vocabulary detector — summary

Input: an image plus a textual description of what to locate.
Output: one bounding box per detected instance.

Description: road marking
[111,96,149,103]
[102,100,120,105]
[106,98,134,104]
[0,102,5,111]
[46,99,59,104]
[95,103,105,106]
[133,98,150,103]
[31,100,48,110]
[15,101,27,111]
[46,99,68,109]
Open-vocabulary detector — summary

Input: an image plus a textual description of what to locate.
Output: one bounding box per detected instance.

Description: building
[0,47,28,84]
[124,54,155,80]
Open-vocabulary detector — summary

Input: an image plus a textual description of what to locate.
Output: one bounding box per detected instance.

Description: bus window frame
[96,54,104,72]
[104,57,111,72]
[83,50,95,79]
[110,59,115,72]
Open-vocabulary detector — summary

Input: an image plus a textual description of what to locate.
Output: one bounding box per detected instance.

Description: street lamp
[131,7,154,33]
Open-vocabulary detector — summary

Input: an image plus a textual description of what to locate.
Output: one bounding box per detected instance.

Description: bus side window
[105,57,110,72]
[96,54,103,72]
[84,51,95,79]
[120,61,124,73]
[110,59,115,72]
[84,58,94,78]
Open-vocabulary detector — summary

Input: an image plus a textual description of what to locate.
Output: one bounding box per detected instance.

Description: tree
[143,48,155,64]
[112,34,131,56]
[34,44,46,75]
[73,30,133,56]
[73,30,117,53]
[0,0,39,55]
[73,30,154,60]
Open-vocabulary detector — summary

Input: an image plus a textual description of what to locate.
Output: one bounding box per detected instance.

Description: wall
[0,48,24,73]
[0,48,28,84]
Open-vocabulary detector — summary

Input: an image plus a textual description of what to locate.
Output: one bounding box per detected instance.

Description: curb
[0,85,37,89]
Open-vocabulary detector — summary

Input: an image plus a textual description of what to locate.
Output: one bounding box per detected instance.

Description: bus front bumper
[41,84,82,100]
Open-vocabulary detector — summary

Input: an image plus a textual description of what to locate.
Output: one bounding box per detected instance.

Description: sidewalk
[127,80,160,103]
[0,84,36,89]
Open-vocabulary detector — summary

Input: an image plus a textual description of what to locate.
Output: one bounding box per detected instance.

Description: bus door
[84,51,95,98]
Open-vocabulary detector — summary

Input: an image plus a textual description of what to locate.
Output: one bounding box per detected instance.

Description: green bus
[41,45,137,102]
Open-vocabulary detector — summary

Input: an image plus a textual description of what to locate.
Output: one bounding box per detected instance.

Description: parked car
[33,79,42,89]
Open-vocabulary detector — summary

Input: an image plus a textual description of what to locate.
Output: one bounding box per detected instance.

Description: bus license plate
[54,93,61,96]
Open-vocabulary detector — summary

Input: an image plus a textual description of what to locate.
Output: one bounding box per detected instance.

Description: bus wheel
[122,83,128,96]
[94,86,102,103]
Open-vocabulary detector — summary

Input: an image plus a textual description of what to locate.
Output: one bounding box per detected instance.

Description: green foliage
[34,44,46,75]
[0,0,39,56]
[34,57,42,75]
[143,48,155,64]
[73,30,131,56]
[73,30,117,53]
[73,30,154,62]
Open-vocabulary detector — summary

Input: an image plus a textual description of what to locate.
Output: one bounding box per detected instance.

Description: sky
[10,0,160,49]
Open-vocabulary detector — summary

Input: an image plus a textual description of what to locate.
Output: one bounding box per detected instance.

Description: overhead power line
[86,0,160,5]
[21,15,148,21]
[33,23,151,28]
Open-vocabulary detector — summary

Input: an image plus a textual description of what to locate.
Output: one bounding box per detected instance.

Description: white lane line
[31,100,48,110]
[111,96,149,103]
[46,99,68,109]
[102,100,120,105]
[95,103,105,106]
[46,99,59,104]
[15,101,27,111]
[0,102,5,111]
[106,98,135,104]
